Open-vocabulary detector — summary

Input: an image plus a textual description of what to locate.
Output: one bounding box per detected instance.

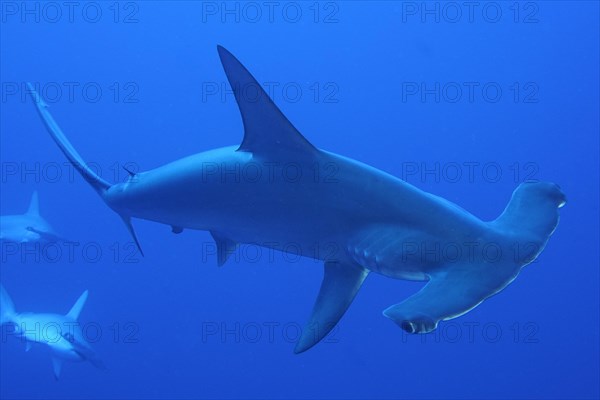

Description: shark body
[27,46,566,353]
[0,285,104,379]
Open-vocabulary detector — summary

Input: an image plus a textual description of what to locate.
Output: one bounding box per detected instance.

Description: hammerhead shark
[0,191,63,244]
[27,46,566,353]
[0,285,104,379]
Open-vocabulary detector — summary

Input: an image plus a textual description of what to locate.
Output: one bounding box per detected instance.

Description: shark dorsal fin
[217,45,318,158]
[26,191,39,216]
[66,290,89,321]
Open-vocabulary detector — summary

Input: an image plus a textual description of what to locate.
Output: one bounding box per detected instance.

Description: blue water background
[1,2,598,399]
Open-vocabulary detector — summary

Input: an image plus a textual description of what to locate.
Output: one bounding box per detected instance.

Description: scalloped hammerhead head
[26,46,566,353]
[0,191,63,244]
[0,284,104,379]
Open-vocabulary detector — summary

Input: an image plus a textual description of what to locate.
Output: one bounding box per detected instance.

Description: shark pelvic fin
[26,191,40,216]
[25,342,32,352]
[66,290,89,321]
[295,261,369,354]
[210,231,238,267]
[216,45,318,158]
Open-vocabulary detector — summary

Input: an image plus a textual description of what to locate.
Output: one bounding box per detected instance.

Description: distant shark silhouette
[27,46,566,353]
[0,284,104,380]
[0,191,63,244]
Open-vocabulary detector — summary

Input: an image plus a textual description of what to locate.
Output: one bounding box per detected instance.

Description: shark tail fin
[66,290,89,321]
[0,284,17,325]
[491,181,566,265]
[26,83,110,195]
[26,83,144,255]
[26,191,40,216]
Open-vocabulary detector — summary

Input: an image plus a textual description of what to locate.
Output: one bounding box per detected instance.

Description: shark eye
[401,321,416,334]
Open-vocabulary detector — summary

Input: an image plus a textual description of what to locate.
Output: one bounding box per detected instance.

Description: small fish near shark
[0,284,104,380]
[27,46,566,353]
[0,191,64,245]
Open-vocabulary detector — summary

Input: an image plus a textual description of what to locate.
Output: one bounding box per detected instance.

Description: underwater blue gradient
[1,1,598,399]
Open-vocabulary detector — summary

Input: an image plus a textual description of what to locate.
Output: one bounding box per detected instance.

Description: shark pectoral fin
[295,262,369,354]
[217,46,318,158]
[384,266,518,334]
[210,231,238,267]
[51,358,63,380]
[119,215,144,257]
[71,341,105,370]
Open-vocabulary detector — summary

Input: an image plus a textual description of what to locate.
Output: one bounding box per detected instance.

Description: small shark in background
[0,284,104,380]
[27,46,566,353]
[0,191,63,244]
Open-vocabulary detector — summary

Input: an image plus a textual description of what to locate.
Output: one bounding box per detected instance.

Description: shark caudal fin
[491,181,566,265]
[0,284,17,325]
[26,191,40,216]
[26,83,144,255]
[26,83,110,195]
